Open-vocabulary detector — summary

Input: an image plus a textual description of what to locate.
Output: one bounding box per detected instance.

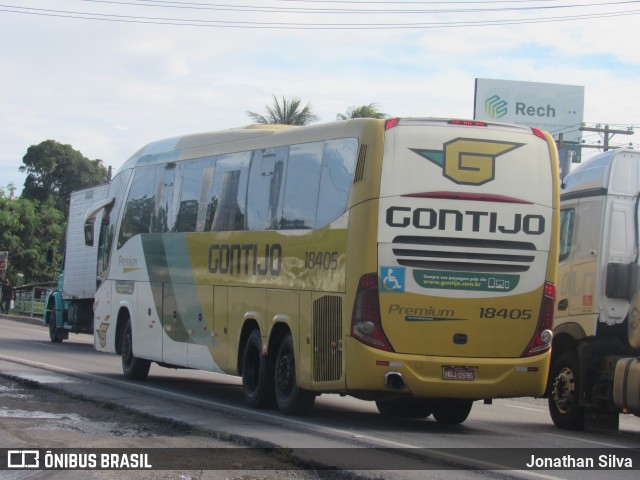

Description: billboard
[474,78,585,145]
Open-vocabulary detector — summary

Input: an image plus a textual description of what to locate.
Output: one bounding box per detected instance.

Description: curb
[0,313,43,326]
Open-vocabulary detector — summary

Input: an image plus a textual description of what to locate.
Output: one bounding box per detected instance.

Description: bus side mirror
[46,249,54,266]
[606,263,640,300]
[83,197,114,247]
[84,219,95,246]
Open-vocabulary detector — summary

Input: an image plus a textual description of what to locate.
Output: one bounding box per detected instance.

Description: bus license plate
[442,366,476,381]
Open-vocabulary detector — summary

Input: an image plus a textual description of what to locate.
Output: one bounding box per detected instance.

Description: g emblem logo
[98,322,109,348]
[411,138,523,186]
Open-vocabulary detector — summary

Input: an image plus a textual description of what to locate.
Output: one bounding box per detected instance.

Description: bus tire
[548,350,584,430]
[375,398,432,419]
[121,318,151,381]
[241,329,275,409]
[432,399,473,424]
[46,301,63,343]
[275,333,315,416]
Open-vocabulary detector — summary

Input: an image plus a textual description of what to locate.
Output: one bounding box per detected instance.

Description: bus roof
[117,119,389,174]
[116,117,544,175]
[119,124,296,171]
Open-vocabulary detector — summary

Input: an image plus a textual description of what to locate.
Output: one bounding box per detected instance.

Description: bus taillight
[351,273,393,352]
[448,119,487,127]
[531,127,546,140]
[385,118,401,130]
[522,281,555,357]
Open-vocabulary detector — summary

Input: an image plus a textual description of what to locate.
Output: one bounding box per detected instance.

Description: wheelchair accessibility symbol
[380,267,405,293]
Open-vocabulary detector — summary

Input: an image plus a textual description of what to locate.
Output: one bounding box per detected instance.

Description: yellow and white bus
[86,118,559,423]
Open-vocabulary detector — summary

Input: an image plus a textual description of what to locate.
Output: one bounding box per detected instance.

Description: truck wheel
[548,350,584,430]
[432,399,473,424]
[275,333,315,415]
[241,329,275,409]
[121,318,150,381]
[46,303,63,343]
[376,398,432,418]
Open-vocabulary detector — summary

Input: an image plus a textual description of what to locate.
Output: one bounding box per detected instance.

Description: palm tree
[247,95,319,126]
[336,103,388,120]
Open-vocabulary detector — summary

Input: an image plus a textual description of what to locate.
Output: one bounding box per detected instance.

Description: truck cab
[549,149,640,429]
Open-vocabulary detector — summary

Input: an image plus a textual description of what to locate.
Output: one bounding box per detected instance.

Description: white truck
[548,148,640,429]
[44,184,109,342]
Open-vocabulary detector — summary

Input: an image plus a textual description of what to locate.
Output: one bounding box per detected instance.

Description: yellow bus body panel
[345,337,550,398]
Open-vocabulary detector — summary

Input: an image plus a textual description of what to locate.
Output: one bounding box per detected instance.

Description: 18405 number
[479,308,532,320]
[304,251,338,270]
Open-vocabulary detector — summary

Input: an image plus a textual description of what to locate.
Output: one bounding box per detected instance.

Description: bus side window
[152,162,177,233]
[282,142,323,229]
[247,146,288,231]
[316,138,358,227]
[118,164,160,248]
[97,208,111,285]
[559,208,575,262]
[210,151,250,232]
[175,157,215,232]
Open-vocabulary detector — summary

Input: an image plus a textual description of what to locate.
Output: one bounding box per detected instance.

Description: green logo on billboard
[485,95,508,119]
[413,269,519,292]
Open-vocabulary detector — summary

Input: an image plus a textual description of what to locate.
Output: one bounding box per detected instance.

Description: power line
[557,124,636,152]
[579,124,635,151]
[2,2,640,28]
[77,0,640,15]
[133,0,632,4]
[4,1,640,29]
[547,123,584,135]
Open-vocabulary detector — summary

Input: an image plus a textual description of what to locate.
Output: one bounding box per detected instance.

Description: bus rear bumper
[343,339,550,399]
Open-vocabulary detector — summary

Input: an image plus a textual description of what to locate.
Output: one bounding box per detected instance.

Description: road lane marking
[543,432,628,448]
[506,404,545,412]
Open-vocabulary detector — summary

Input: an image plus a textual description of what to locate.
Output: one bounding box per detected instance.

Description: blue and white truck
[45,184,109,342]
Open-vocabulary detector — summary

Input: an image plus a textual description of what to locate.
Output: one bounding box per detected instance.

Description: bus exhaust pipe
[384,372,406,390]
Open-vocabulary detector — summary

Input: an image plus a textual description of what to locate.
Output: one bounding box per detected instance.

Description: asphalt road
[0,314,333,480]
[0,367,336,480]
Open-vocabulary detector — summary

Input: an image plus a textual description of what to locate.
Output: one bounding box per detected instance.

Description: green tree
[0,185,65,284]
[247,95,319,126]
[19,140,109,215]
[336,103,388,120]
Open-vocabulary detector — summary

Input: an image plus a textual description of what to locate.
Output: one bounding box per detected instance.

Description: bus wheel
[432,399,473,424]
[121,318,151,381]
[47,304,63,343]
[275,334,315,416]
[375,398,432,419]
[241,329,275,409]
[548,350,584,430]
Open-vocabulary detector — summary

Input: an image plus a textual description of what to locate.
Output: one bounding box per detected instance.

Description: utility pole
[556,133,581,148]
[556,133,581,178]
[579,124,634,151]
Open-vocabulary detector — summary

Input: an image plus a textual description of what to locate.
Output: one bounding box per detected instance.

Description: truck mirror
[606,263,640,300]
[84,219,95,246]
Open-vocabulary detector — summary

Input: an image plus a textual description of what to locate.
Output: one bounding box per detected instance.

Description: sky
[1,0,640,194]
